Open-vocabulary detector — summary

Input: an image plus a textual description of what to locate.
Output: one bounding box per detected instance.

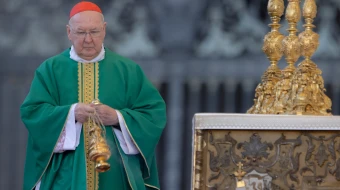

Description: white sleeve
[53,104,82,153]
[112,110,139,155]
[36,181,41,190]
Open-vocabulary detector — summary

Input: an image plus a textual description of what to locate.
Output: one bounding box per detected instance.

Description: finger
[90,104,102,111]
[84,105,95,112]
[89,103,97,107]
[95,105,105,112]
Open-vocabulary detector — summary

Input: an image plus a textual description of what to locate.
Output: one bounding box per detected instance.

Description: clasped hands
[74,103,118,125]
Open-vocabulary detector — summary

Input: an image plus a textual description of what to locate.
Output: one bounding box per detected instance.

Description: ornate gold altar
[191,0,340,189]
[191,114,340,190]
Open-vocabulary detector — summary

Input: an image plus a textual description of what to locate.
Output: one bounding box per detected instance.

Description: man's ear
[103,22,107,37]
[66,25,72,41]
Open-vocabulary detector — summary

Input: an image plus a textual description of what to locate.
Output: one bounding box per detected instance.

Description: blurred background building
[1,0,340,189]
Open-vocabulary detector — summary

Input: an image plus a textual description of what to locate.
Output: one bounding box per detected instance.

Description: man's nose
[84,33,93,42]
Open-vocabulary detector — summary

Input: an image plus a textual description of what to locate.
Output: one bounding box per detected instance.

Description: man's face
[67,11,106,61]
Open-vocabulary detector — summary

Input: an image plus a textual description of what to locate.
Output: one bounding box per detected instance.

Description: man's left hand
[90,104,119,126]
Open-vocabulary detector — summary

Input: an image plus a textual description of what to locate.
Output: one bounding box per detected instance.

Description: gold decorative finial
[267,0,284,16]
[285,0,301,23]
[288,0,332,115]
[247,0,284,114]
[303,0,317,19]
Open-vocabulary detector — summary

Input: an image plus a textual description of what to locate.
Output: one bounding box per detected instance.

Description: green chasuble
[20,48,167,190]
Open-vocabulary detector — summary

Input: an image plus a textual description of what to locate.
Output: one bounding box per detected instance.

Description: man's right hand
[75,103,95,123]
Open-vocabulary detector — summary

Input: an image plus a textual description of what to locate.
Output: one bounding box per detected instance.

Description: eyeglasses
[71,29,103,38]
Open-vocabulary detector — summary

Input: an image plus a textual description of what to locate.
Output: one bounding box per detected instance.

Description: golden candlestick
[88,99,111,172]
[273,0,301,114]
[289,0,332,115]
[247,0,284,114]
[248,0,332,116]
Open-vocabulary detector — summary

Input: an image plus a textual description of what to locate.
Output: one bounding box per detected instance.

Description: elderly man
[20,1,166,190]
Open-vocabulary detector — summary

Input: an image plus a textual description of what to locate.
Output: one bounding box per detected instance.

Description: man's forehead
[70,11,103,22]
[69,12,104,28]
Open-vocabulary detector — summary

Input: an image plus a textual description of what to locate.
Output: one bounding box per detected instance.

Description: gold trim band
[79,62,100,190]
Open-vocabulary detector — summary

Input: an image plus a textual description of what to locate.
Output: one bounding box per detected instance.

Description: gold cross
[237,162,243,170]
[234,162,246,180]
[234,162,246,187]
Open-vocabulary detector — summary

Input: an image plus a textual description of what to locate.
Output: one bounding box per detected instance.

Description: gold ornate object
[247,0,284,114]
[288,0,332,115]
[249,0,332,116]
[234,162,246,188]
[88,99,111,172]
[272,65,295,114]
[272,0,301,114]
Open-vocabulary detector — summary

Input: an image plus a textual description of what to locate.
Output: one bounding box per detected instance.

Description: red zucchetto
[69,1,102,19]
